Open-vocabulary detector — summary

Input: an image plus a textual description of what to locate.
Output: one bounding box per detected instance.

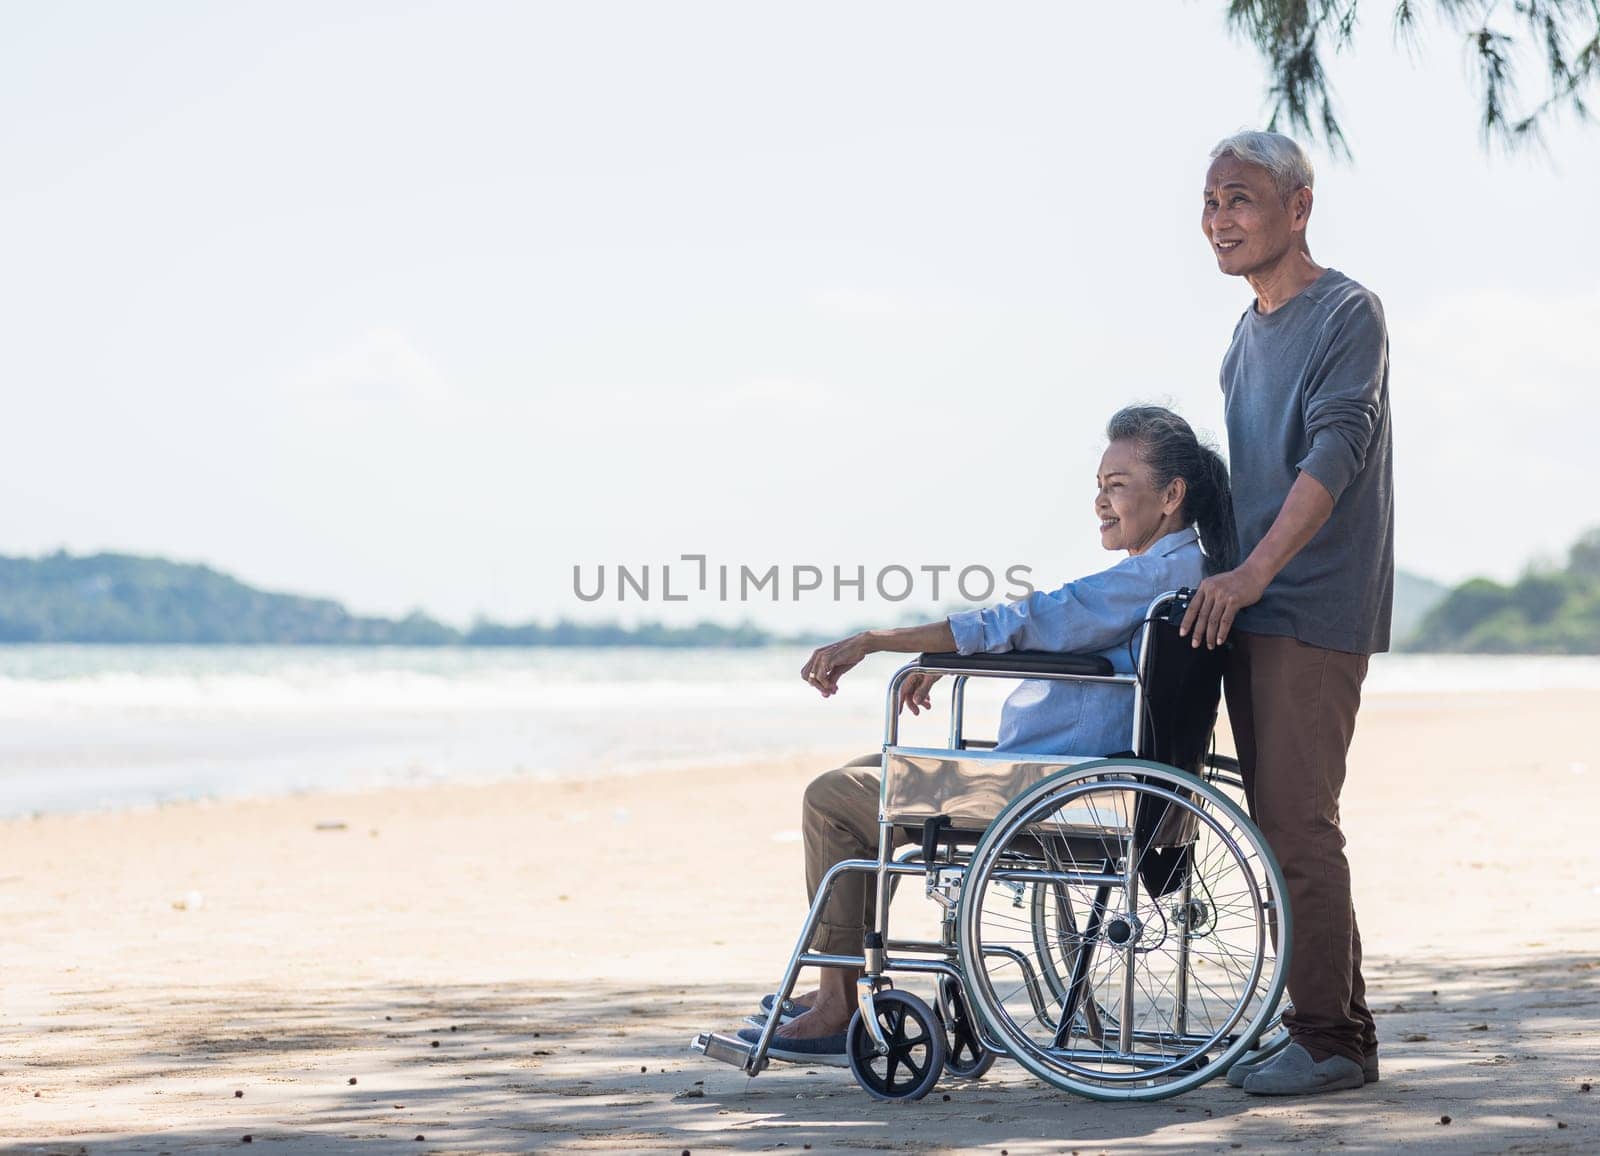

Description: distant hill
[1402,528,1600,654]
[0,553,458,644]
[0,552,789,646]
[1392,569,1450,645]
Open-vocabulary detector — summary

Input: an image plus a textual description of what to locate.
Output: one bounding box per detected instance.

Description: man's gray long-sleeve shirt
[1222,268,1394,655]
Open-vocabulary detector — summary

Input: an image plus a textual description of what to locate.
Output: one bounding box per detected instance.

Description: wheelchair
[692,589,1291,1101]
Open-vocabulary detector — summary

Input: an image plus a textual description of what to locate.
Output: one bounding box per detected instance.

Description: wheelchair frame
[692,590,1289,1101]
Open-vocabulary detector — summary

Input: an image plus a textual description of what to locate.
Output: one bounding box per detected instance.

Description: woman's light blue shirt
[945,529,1206,757]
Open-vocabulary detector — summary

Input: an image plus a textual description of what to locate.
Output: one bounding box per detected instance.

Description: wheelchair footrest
[690,1031,764,1073]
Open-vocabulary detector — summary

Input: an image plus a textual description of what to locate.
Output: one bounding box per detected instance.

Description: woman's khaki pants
[801,753,912,955]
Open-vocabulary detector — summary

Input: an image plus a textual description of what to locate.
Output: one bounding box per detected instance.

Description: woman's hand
[896,671,943,716]
[801,633,873,697]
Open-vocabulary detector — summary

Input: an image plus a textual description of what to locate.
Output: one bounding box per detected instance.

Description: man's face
[1201,154,1307,278]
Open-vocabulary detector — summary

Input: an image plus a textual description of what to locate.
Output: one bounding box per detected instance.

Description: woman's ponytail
[1191,445,1238,574]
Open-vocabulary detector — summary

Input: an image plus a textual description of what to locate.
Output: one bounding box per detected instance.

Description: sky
[3,2,1597,632]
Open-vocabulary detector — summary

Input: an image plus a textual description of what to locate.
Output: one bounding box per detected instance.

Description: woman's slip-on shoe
[736,1025,849,1067]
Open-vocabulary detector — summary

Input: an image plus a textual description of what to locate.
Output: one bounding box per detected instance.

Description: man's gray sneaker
[1241,1042,1366,1095]
[1227,1043,1378,1087]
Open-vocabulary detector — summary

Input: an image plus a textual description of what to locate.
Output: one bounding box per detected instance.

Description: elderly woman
[740,405,1235,1064]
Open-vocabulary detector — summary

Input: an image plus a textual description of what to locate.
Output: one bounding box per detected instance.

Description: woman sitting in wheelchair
[742,403,1236,1064]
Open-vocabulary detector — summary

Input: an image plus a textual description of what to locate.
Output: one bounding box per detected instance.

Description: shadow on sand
[4,952,1597,1154]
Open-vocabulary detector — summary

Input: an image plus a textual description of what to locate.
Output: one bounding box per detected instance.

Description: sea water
[1,645,1596,818]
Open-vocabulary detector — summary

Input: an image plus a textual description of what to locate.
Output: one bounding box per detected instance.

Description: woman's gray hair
[1209,130,1314,202]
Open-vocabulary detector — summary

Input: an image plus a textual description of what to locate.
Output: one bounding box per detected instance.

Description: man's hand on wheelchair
[1179,565,1267,649]
[801,634,870,697]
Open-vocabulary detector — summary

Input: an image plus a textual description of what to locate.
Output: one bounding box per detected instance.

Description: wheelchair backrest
[1130,594,1228,875]
[1133,596,1227,775]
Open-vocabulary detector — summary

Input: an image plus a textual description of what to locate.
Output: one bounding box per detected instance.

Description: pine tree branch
[1223,0,1599,153]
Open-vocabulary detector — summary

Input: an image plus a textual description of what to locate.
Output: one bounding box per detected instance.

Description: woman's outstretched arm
[801,620,957,698]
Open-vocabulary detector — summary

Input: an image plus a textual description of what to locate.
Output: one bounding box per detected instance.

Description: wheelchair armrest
[915,650,1115,677]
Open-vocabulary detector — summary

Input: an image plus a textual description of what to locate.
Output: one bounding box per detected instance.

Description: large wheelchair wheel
[956,759,1288,1100]
[1026,751,1292,1061]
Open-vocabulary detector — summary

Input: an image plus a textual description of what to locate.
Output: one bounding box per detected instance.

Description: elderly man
[1182,130,1393,1096]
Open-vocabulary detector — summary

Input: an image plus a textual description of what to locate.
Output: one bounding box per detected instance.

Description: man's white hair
[1209,131,1314,201]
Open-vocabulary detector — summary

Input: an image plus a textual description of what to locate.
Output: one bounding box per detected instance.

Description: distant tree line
[1403,527,1600,654]
[464,618,780,647]
[6,545,1597,653]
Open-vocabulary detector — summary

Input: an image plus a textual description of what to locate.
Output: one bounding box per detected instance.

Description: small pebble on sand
[234,1090,243,1098]
[1582,1082,1592,1092]
[1440,1115,1452,1125]
[431,1040,440,1048]
[348,1077,357,1085]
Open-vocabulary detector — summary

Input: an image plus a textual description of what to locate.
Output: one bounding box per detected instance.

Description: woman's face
[1095,439,1183,555]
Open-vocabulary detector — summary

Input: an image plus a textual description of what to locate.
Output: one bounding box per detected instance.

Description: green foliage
[1570,526,1600,578]
[1226,1,1600,154]
[1403,528,1600,653]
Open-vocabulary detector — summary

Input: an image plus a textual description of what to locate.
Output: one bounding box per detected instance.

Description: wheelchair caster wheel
[846,990,946,1101]
[935,976,996,1080]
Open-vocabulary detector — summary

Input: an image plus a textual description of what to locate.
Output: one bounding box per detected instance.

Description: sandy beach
[3,689,1598,1154]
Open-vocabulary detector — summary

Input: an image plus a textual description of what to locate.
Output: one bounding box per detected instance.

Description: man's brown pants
[1224,630,1378,1065]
